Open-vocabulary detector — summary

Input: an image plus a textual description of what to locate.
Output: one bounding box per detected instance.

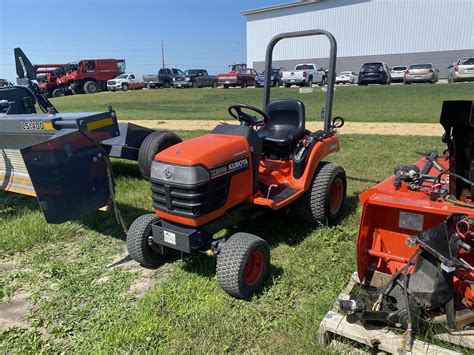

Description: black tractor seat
[258,99,306,146]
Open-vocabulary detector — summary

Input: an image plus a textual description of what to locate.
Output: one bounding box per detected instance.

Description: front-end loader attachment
[0,107,119,223]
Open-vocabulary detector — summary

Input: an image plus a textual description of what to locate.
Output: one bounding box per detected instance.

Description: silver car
[390,66,407,83]
[448,57,474,83]
[404,63,438,84]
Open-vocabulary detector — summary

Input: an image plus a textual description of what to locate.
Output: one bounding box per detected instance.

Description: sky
[0,0,290,81]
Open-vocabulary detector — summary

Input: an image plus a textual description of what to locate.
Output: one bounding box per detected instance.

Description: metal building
[242,0,473,78]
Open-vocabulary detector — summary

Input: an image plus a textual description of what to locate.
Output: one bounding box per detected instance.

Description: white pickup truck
[107,73,145,92]
[281,64,326,87]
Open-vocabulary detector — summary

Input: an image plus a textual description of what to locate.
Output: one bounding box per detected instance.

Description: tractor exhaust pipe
[262,29,337,133]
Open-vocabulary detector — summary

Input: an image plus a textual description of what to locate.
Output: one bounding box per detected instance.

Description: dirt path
[125,120,443,136]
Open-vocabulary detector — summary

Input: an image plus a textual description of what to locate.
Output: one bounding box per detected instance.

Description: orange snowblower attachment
[341,101,474,338]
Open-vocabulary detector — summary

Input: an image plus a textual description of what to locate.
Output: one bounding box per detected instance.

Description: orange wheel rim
[329,178,344,215]
[244,250,264,286]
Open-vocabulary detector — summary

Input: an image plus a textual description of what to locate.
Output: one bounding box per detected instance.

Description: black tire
[163,81,170,88]
[284,83,290,88]
[84,81,98,94]
[122,83,129,91]
[223,84,229,89]
[240,80,247,88]
[293,162,347,226]
[212,80,218,88]
[307,77,313,87]
[138,131,182,179]
[216,233,270,299]
[52,88,63,97]
[192,81,198,88]
[127,214,162,267]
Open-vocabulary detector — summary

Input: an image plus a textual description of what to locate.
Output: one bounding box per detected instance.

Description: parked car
[143,74,159,88]
[335,71,358,84]
[281,64,325,87]
[404,63,438,84]
[107,73,145,91]
[173,69,218,88]
[358,62,391,85]
[448,57,474,83]
[218,67,258,88]
[158,68,184,88]
[390,66,407,83]
[255,67,286,87]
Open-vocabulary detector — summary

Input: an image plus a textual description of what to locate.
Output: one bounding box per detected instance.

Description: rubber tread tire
[293,162,347,226]
[127,214,162,267]
[216,233,270,299]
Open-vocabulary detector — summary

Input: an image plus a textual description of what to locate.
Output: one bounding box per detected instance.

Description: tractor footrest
[259,183,298,204]
[151,220,211,254]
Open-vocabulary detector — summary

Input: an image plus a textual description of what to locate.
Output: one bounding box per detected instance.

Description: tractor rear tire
[293,162,346,226]
[138,131,182,179]
[127,214,162,268]
[84,81,98,94]
[216,233,270,299]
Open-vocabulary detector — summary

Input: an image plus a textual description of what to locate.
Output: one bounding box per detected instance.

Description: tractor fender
[290,135,340,190]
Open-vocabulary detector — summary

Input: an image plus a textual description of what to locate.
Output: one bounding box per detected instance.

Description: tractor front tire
[293,162,346,226]
[216,233,270,299]
[127,214,162,268]
[138,131,182,179]
[84,81,98,94]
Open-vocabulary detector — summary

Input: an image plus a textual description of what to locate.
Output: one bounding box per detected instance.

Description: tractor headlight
[151,162,210,185]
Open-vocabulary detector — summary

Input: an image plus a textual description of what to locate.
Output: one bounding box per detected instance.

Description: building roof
[241,1,322,16]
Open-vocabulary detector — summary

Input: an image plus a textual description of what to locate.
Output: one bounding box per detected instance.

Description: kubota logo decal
[209,157,249,178]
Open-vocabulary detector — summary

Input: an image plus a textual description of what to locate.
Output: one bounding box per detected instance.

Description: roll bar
[262,29,337,133]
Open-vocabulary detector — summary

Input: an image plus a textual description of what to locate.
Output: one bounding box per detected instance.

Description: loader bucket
[0,108,120,224]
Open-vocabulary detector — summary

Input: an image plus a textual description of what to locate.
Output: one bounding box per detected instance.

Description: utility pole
[161,40,165,69]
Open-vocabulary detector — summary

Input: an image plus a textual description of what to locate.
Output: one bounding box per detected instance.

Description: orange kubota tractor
[341,101,474,348]
[126,29,347,298]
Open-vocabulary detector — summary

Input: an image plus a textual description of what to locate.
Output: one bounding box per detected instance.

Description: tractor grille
[151,176,229,217]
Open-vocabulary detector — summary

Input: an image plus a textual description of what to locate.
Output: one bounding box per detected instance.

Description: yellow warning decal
[86,117,113,131]
[43,122,54,130]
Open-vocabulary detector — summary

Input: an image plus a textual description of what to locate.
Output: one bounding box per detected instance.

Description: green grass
[1,133,448,353]
[51,83,474,123]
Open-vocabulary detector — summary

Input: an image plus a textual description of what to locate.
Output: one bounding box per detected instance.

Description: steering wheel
[228,104,270,127]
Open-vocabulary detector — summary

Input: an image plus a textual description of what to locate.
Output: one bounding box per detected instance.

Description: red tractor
[341,100,474,348]
[126,30,347,298]
[34,64,66,97]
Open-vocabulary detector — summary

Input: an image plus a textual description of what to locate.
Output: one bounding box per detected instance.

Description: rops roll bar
[263,29,337,133]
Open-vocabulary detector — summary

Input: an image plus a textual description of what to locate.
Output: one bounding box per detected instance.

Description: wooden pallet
[317,272,474,354]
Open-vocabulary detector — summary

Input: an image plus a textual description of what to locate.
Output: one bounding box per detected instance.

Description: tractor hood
[154,132,249,169]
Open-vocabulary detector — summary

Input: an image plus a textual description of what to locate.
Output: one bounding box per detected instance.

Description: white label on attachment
[163,230,176,245]
[399,211,424,232]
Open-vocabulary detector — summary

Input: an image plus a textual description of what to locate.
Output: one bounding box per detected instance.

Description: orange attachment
[357,156,474,306]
